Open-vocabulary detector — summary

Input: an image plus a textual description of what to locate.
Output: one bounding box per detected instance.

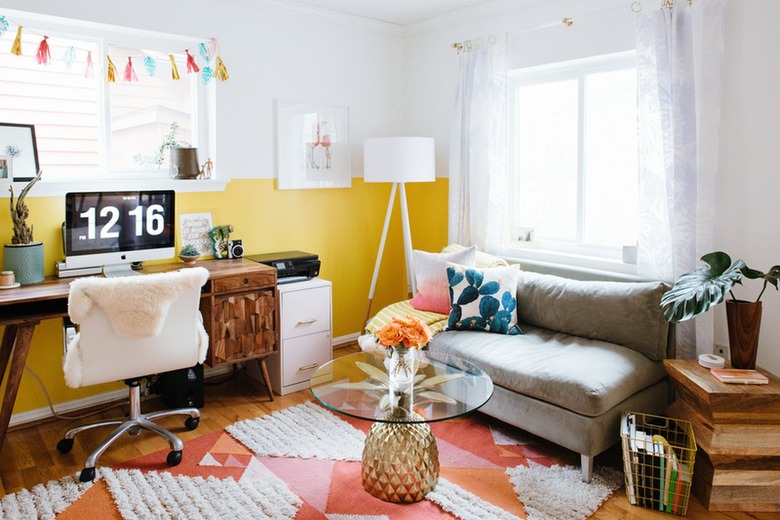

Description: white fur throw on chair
[68,267,209,339]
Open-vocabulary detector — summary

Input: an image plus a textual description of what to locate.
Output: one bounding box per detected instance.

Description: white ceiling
[279,0,494,26]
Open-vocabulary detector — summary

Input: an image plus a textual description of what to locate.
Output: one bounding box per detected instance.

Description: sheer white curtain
[448,36,508,251]
[635,0,726,359]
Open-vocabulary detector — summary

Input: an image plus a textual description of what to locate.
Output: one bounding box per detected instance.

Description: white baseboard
[10,364,234,429]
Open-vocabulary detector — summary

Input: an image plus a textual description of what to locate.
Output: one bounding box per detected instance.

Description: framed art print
[179,212,214,257]
[0,123,39,181]
[277,101,350,190]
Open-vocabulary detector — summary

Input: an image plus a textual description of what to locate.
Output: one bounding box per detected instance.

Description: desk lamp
[363,137,435,327]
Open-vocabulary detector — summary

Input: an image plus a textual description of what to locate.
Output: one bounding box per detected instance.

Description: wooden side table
[664,359,780,512]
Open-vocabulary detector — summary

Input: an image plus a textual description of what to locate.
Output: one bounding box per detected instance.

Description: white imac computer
[64,190,176,276]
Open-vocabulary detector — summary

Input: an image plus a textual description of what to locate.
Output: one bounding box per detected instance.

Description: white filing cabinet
[267,278,332,395]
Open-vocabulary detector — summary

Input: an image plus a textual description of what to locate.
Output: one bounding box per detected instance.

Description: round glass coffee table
[310,350,493,503]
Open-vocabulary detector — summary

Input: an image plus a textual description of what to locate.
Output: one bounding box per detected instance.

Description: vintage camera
[228,239,243,259]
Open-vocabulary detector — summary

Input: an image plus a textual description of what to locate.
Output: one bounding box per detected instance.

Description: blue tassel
[144,56,157,77]
[0,16,8,38]
[201,66,213,86]
[63,46,76,69]
[199,42,210,63]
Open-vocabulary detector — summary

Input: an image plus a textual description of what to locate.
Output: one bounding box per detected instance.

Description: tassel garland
[106,55,117,82]
[213,56,229,81]
[35,36,51,65]
[84,51,94,78]
[168,54,180,80]
[0,16,228,86]
[185,50,199,73]
[124,57,138,82]
[10,25,22,56]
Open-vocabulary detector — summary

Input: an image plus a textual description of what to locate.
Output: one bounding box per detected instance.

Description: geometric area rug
[0,402,622,519]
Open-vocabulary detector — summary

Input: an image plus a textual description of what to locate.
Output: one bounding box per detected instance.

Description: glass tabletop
[310,350,493,424]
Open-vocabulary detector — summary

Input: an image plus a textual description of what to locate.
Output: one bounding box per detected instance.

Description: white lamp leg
[365,183,398,330]
[398,182,415,297]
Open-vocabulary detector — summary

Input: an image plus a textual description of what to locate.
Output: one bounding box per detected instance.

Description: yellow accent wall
[1,177,448,415]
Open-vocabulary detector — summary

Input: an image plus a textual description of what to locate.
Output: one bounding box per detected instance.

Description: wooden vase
[726,299,762,369]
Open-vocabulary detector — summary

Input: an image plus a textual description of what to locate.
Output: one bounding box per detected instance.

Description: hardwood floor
[0,347,775,519]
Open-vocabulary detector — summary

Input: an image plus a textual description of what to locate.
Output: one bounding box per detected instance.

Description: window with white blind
[0,10,215,185]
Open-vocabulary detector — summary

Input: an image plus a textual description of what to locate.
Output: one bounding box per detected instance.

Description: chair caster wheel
[56,438,74,454]
[167,450,182,466]
[185,417,199,431]
[79,467,96,483]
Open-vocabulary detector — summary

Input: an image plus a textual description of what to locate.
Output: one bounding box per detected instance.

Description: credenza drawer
[211,272,275,293]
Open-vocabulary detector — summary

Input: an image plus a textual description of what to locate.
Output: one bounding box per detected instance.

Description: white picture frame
[0,123,39,181]
[179,212,214,257]
[276,101,351,190]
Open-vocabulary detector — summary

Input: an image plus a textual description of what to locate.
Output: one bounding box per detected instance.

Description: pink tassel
[35,36,51,65]
[124,57,138,82]
[84,51,94,78]
[185,50,199,73]
[207,38,218,60]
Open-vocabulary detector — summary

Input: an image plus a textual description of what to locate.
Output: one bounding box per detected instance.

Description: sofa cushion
[410,245,477,314]
[515,271,670,361]
[446,263,521,335]
[441,243,510,268]
[428,327,667,417]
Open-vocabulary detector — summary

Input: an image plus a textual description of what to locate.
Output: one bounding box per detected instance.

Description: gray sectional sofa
[427,269,674,482]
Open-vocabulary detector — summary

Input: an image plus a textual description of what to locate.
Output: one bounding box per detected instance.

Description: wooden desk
[664,359,780,511]
[0,258,277,454]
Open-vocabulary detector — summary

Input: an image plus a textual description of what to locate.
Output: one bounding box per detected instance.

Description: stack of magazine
[621,412,694,515]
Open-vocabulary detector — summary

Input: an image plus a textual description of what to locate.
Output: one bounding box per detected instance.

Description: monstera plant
[661,251,780,369]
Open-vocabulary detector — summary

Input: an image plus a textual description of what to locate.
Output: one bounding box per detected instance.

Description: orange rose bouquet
[359,316,432,385]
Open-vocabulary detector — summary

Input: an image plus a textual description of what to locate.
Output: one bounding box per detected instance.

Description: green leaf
[660,252,745,323]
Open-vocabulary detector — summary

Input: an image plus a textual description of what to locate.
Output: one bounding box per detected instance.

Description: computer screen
[64,190,176,274]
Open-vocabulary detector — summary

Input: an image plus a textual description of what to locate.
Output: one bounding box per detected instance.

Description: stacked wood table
[664,359,780,511]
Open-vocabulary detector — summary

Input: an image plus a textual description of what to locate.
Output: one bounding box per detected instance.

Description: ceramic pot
[3,242,44,285]
[726,299,762,369]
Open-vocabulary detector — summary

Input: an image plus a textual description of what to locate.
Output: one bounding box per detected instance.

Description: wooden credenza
[664,359,780,512]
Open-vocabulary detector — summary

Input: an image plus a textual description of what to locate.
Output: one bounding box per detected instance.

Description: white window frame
[0,8,225,196]
[501,51,638,276]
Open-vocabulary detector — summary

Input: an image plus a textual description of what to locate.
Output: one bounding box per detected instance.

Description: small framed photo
[0,123,39,182]
[180,212,214,257]
[276,101,350,190]
[0,155,11,180]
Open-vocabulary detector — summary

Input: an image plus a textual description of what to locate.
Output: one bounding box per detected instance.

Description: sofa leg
[581,454,593,483]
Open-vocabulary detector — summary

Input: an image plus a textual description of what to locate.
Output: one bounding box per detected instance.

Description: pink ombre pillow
[410,245,477,314]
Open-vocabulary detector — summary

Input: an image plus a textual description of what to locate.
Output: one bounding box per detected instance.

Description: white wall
[3,0,406,180]
[404,0,780,376]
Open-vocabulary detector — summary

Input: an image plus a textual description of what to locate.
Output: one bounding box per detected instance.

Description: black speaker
[160,364,204,409]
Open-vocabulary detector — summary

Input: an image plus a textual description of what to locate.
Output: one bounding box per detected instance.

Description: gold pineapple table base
[361,411,439,503]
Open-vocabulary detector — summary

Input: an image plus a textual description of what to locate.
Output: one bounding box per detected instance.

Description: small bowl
[178,254,199,265]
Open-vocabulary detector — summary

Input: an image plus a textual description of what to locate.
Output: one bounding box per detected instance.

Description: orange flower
[376,316,431,349]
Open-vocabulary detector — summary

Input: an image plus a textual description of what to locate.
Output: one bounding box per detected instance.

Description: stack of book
[710,368,769,385]
[621,412,695,515]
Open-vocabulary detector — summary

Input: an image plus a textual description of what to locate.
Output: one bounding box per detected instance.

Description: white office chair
[56,267,210,483]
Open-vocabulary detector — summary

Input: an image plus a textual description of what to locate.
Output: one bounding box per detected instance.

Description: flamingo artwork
[306,121,320,169]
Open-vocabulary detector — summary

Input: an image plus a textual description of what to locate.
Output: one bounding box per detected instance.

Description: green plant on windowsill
[660,251,780,369]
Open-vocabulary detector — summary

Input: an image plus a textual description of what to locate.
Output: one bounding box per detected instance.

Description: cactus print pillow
[446,263,521,335]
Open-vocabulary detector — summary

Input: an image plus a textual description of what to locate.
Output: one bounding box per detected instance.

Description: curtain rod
[451,0,694,52]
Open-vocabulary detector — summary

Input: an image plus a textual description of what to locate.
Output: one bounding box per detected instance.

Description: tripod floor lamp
[363,137,435,328]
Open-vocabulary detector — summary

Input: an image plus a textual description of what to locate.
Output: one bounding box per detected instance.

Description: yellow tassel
[106,55,117,82]
[213,55,229,81]
[169,54,180,80]
[11,26,23,56]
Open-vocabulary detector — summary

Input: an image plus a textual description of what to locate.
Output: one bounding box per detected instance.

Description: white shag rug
[0,475,92,519]
[507,462,624,520]
[226,400,366,461]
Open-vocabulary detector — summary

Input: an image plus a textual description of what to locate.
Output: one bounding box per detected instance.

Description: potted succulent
[178,244,200,265]
[660,251,780,369]
[4,171,44,285]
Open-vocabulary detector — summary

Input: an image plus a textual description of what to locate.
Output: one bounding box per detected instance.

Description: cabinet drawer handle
[299,363,319,371]
[297,318,318,325]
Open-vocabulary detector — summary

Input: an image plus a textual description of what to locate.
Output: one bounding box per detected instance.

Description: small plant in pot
[660,251,780,369]
[178,244,200,265]
[4,171,45,285]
